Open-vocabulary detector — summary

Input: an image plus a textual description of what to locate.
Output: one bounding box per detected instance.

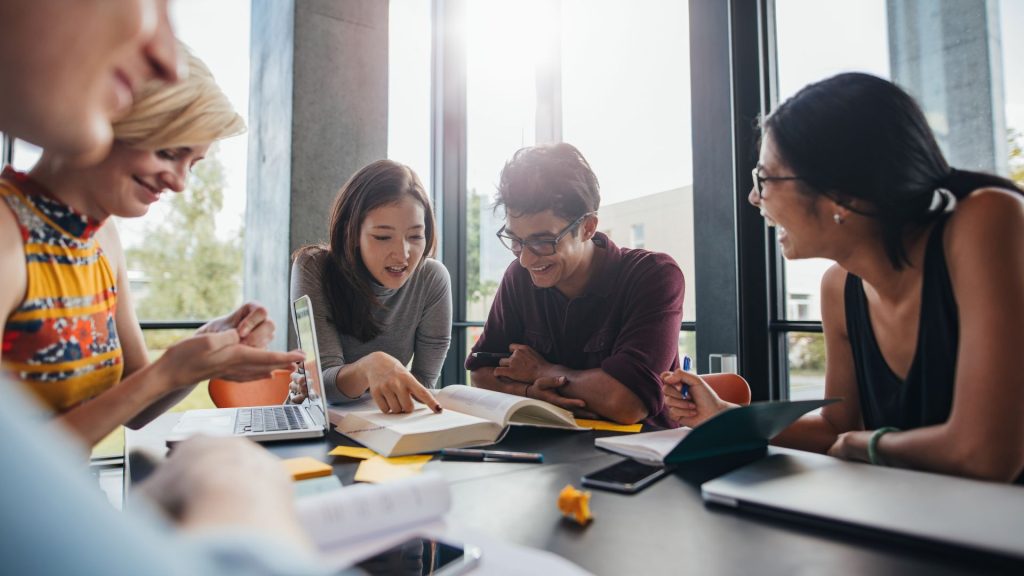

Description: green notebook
[595,399,839,465]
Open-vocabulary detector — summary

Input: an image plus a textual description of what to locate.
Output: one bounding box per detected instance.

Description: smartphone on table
[581,459,672,494]
[346,537,481,576]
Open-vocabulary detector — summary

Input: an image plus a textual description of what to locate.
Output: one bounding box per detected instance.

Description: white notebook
[595,427,693,464]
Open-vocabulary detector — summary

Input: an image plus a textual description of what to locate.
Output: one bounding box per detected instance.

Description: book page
[435,385,528,424]
[595,427,693,463]
[333,406,497,456]
[336,406,492,434]
[296,473,450,550]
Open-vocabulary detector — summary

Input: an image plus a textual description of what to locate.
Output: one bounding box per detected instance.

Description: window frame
[430,0,697,388]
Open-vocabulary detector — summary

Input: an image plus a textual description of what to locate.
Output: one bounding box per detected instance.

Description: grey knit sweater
[290,249,452,404]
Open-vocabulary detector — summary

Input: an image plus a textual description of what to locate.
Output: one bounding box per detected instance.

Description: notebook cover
[664,398,839,464]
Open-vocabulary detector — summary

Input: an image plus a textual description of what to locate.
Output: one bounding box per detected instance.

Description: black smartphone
[581,459,671,494]
[471,351,512,360]
[471,351,511,367]
[351,537,481,576]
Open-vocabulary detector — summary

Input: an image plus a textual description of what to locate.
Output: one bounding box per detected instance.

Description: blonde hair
[112,43,245,150]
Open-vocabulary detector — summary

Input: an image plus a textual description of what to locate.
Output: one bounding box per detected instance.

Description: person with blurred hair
[290,159,451,415]
[468,143,684,427]
[0,0,178,162]
[663,72,1024,483]
[0,6,324,573]
[0,45,304,447]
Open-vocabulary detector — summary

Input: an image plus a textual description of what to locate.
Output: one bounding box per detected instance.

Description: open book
[296,473,449,550]
[596,399,838,465]
[296,473,594,574]
[329,384,587,457]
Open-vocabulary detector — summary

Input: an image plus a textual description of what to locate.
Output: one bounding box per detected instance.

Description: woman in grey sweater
[290,160,452,414]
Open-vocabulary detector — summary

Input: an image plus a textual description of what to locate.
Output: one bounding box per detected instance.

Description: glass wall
[772,0,1023,398]
[112,0,252,327]
[452,0,695,381]
[561,0,696,325]
[464,0,540,323]
[388,0,433,194]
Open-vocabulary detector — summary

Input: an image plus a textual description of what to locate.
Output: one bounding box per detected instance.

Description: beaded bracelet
[868,426,899,466]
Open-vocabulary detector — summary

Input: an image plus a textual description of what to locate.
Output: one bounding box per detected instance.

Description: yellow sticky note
[575,419,643,433]
[353,455,432,483]
[329,446,378,460]
[281,457,334,481]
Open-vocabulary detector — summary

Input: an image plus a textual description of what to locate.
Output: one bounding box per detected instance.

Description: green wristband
[868,426,899,466]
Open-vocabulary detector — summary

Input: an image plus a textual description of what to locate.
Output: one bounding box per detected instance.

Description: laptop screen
[292,295,327,429]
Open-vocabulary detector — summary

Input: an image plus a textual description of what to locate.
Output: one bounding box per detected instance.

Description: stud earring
[833,213,844,225]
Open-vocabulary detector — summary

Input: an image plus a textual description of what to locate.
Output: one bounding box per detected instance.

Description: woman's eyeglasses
[752,167,803,198]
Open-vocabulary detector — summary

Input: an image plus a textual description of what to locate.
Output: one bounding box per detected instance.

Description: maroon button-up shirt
[466,232,684,428]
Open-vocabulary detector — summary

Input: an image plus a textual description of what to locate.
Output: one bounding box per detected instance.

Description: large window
[114,0,251,329]
[464,0,539,325]
[392,1,697,385]
[388,0,433,195]
[770,0,1024,399]
[560,0,696,361]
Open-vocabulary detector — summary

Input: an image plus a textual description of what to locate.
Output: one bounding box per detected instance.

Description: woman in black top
[663,73,1024,483]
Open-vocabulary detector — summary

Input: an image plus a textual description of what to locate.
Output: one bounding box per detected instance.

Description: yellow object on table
[329,445,378,460]
[557,484,593,525]
[281,456,334,481]
[353,454,433,483]
[575,419,643,433]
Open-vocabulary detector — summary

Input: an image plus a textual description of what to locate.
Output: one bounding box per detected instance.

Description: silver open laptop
[702,448,1024,561]
[167,295,328,442]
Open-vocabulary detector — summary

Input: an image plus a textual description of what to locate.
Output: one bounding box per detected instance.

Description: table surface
[125,414,1018,576]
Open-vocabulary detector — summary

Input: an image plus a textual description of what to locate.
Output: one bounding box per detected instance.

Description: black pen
[440,448,543,463]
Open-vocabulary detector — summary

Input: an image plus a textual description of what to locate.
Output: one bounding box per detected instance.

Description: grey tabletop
[125,415,1018,576]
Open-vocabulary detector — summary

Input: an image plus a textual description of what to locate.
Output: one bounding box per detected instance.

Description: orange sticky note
[282,457,333,481]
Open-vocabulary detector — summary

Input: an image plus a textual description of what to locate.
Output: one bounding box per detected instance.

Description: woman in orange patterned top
[0,45,303,446]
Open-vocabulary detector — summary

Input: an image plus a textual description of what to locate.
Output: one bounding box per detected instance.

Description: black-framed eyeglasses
[496,212,594,257]
[752,166,803,198]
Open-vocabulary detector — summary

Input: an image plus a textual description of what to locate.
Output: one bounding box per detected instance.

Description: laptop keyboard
[234,405,310,434]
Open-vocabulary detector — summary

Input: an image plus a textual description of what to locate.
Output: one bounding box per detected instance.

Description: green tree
[467,187,482,298]
[1009,128,1024,188]
[126,147,243,348]
[466,188,498,306]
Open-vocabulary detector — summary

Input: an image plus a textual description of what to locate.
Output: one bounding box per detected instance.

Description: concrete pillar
[247,0,389,350]
[887,0,1007,174]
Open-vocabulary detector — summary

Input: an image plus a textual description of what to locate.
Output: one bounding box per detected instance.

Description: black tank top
[846,218,1023,484]
[844,217,958,431]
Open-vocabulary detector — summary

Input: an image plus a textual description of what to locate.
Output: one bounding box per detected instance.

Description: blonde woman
[0,46,303,446]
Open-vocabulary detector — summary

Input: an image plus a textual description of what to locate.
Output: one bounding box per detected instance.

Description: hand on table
[494,344,551,383]
[525,376,587,412]
[826,430,871,462]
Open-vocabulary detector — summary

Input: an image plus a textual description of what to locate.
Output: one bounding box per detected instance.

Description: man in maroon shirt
[466,143,684,428]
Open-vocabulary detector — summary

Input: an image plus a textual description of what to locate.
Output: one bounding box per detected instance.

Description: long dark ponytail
[764,72,1021,268]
